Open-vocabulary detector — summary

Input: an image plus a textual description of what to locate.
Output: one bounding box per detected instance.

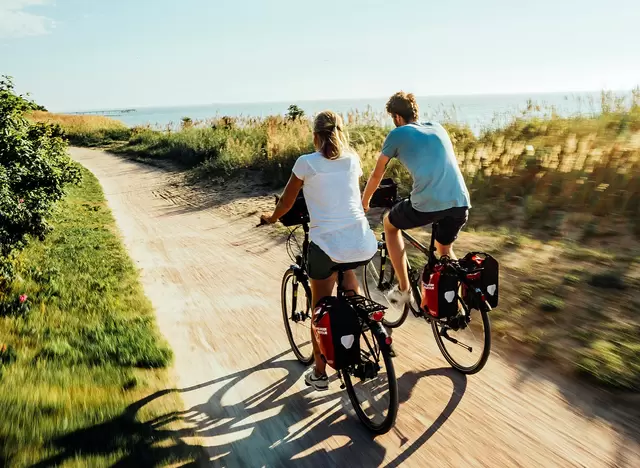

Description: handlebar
[256,194,281,227]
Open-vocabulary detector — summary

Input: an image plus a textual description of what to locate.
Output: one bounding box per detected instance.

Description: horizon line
[56,87,635,114]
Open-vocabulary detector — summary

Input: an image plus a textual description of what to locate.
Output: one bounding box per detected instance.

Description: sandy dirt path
[70,147,640,468]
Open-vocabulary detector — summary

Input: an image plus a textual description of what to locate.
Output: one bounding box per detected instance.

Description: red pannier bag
[421,262,460,318]
[459,252,499,309]
[311,296,361,370]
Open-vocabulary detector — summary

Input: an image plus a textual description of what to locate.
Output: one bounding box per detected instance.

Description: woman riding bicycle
[261,110,377,391]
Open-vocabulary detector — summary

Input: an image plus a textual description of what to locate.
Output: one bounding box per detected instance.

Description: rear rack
[344,293,387,314]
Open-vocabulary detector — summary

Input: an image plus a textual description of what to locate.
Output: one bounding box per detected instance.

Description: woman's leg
[340,269,360,294]
[310,273,337,376]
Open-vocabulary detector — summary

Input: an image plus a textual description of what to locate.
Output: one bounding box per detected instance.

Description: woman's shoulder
[298,151,322,160]
[340,148,361,160]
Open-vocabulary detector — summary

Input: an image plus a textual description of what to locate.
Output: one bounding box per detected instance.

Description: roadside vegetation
[34,87,640,391]
[29,110,132,147]
[2,76,194,465]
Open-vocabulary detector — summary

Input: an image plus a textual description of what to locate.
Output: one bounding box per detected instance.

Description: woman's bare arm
[261,173,304,224]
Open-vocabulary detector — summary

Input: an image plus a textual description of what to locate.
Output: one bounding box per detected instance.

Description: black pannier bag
[279,192,310,226]
[459,252,499,309]
[370,178,398,208]
[312,296,362,370]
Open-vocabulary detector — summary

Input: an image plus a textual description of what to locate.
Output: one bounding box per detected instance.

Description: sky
[1,0,639,111]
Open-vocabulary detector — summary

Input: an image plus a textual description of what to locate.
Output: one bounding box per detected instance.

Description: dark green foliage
[0,76,81,287]
[588,271,627,290]
[286,104,305,121]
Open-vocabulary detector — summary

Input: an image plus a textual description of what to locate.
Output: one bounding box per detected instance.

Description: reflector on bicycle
[312,296,362,370]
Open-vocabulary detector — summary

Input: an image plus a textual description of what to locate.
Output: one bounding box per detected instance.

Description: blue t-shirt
[381,122,471,213]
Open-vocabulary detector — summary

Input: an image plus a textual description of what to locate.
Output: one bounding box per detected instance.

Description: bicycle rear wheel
[281,268,314,365]
[343,331,398,434]
[430,305,491,374]
[362,252,409,328]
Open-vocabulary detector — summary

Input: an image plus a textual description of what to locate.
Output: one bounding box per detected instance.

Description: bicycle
[363,181,493,374]
[260,195,399,434]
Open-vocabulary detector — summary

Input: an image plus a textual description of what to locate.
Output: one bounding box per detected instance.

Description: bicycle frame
[375,223,437,291]
[288,223,311,317]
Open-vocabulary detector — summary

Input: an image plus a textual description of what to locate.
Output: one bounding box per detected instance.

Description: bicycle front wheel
[343,334,398,434]
[281,268,314,365]
[430,306,491,374]
[362,252,409,328]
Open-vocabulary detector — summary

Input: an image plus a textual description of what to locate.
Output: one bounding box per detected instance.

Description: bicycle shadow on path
[33,349,467,467]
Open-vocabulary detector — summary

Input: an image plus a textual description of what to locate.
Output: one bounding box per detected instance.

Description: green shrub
[0,76,81,288]
[286,104,305,121]
[539,296,564,312]
[0,344,17,366]
[576,339,640,390]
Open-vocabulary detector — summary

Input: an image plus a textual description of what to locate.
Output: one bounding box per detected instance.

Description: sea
[72,91,622,134]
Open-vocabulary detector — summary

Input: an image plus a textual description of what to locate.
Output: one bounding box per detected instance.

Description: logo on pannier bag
[315,327,328,335]
[487,284,497,296]
[444,291,456,303]
[340,335,355,349]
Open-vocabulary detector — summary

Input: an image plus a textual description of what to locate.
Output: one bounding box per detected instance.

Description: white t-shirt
[292,151,378,263]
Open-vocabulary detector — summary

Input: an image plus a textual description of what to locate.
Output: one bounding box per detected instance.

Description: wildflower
[19,294,28,304]
[19,199,24,203]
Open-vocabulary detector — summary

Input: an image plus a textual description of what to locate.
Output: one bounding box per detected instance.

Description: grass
[539,296,565,312]
[38,91,640,229]
[0,168,200,467]
[28,111,132,146]
[576,332,640,390]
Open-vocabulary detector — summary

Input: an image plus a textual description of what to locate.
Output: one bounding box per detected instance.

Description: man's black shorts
[388,199,469,245]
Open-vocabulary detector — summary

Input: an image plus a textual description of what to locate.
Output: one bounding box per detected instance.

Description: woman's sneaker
[387,284,411,307]
[304,367,329,391]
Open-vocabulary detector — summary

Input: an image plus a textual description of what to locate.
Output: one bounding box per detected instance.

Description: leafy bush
[0,76,80,288]
[286,104,305,121]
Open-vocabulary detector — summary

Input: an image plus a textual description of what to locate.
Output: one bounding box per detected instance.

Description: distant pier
[69,109,136,116]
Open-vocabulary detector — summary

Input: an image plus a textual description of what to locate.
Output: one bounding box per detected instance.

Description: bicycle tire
[281,268,314,365]
[362,254,410,328]
[430,307,492,374]
[343,345,398,434]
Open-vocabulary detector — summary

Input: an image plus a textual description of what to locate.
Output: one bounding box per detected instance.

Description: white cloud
[0,0,55,38]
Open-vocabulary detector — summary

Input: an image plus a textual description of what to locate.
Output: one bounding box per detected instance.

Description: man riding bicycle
[361,91,471,307]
